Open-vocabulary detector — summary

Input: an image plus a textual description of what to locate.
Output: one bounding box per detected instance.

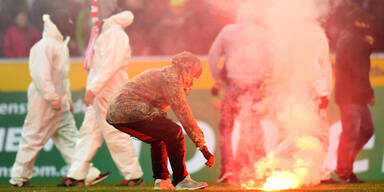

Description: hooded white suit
[67,11,143,180]
[10,15,100,185]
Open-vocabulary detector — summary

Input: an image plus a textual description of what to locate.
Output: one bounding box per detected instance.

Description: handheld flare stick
[200,145,215,168]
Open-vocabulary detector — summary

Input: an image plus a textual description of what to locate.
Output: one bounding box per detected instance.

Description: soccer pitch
[2,181,384,192]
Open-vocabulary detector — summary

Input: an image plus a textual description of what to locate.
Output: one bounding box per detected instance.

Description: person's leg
[336,104,361,178]
[53,110,102,184]
[236,120,264,172]
[95,96,143,181]
[67,106,104,180]
[115,116,188,185]
[218,85,239,178]
[156,120,187,186]
[114,124,170,181]
[53,110,79,165]
[114,116,207,189]
[10,93,61,185]
[351,105,374,162]
[234,89,266,176]
[150,140,170,180]
[318,108,332,182]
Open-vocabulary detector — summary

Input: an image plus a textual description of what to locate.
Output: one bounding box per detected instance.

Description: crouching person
[106,52,213,190]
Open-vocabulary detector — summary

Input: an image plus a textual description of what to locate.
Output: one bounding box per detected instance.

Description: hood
[42,14,63,41]
[102,11,134,32]
[172,52,202,88]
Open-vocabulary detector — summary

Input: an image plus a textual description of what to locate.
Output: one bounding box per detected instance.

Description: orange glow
[259,171,300,191]
[240,179,256,189]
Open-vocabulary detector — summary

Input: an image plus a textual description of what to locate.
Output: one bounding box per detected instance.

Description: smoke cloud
[208,0,332,189]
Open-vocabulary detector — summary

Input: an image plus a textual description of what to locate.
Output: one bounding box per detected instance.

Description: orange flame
[241,179,257,189]
[259,171,300,191]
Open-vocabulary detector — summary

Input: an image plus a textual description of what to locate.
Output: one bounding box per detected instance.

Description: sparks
[260,171,300,191]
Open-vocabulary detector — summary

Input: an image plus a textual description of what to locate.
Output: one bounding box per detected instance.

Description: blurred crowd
[0,0,383,58]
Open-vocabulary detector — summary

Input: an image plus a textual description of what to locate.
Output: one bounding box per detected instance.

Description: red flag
[84,0,100,71]
[91,0,99,27]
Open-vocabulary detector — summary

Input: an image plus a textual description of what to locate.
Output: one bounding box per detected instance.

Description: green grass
[2,181,384,192]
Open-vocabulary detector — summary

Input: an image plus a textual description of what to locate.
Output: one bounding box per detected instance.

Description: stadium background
[0,56,384,183]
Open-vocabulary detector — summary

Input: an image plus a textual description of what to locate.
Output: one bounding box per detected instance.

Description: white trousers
[10,90,100,185]
[67,94,143,180]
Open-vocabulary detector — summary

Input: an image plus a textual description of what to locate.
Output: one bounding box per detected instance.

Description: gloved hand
[199,145,215,168]
[319,96,329,109]
[69,100,74,112]
[211,87,219,96]
[85,90,95,106]
[50,99,62,111]
[211,81,222,96]
[369,97,375,106]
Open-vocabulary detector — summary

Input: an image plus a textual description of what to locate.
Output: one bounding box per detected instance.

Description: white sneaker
[154,178,175,190]
[216,172,233,183]
[175,175,207,190]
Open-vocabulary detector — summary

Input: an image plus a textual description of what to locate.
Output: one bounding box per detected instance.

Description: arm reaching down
[165,85,214,167]
[164,84,206,148]
[200,145,215,168]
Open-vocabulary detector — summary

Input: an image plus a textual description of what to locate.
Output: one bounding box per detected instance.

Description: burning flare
[260,171,300,191]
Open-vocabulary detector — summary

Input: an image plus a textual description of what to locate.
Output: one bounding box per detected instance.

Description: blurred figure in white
[208,1,273,183]
[61,11,144,187]
[10,14,103,188]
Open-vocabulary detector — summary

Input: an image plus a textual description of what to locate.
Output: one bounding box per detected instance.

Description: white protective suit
[67,11,143,180]
[10,15,100,185]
